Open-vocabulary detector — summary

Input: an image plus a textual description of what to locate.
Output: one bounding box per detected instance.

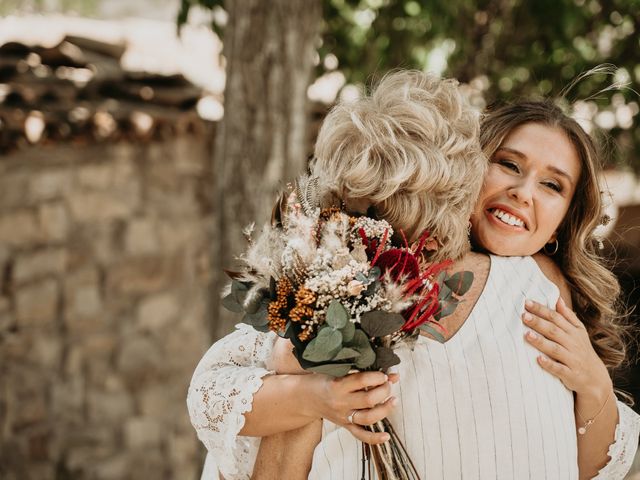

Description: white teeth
[491,208,525,228]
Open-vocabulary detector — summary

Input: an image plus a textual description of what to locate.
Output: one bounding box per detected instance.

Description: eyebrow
[497,147,575,185]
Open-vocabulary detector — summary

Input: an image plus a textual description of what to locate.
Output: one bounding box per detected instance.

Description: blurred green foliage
[180,0,640,167]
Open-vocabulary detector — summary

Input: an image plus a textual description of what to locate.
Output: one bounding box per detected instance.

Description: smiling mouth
[488,208,527,229]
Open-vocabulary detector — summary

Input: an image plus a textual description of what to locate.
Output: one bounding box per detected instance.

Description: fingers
[524,300,573,333]
[350,396,398,426]
[339,371,389,393]
[345,424,390,445]
[352,379,393,409]
[524,329,571,365]
[556,297,584,329]
[536,354,572,381]
[522,309,570,346]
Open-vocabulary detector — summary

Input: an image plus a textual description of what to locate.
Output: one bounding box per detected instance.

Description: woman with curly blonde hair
[186,71,640,480]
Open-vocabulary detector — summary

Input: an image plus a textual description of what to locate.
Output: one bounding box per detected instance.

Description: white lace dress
[187,256,640,480]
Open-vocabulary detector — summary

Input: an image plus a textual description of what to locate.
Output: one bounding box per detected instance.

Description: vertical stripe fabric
[308,255,578,480]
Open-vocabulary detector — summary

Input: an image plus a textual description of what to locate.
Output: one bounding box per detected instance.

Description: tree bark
[212,0,322,340]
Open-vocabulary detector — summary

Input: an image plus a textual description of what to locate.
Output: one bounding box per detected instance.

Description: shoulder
[532,253,572,307]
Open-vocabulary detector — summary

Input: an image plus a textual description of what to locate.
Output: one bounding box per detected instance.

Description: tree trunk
[212,0,322,340]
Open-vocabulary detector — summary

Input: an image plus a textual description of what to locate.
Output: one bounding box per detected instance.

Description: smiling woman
[471,122,581,257]
[470,100,639,479]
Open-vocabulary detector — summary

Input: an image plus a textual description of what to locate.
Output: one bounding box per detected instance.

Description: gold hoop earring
[544,239,559,256]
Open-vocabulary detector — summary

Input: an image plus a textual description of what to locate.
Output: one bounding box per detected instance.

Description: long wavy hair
[480,101,627,373]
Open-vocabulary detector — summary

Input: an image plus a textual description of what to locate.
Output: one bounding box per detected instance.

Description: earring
[543,239,559,256]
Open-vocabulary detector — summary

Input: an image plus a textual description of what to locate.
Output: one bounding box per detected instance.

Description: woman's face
[470,122,582,256]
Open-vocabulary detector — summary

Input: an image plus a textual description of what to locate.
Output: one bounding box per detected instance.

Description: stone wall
[0,132,215,479]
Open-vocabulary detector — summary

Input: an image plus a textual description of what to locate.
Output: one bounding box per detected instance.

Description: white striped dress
[309,255,579,479]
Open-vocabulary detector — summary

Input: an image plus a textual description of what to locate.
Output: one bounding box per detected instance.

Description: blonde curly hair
[312,70,486,260]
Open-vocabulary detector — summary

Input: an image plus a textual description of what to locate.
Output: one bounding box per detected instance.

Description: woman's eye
[498,159,519,172]
[543,181,562,192]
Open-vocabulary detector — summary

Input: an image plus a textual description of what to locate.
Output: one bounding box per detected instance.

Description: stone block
[106,257,174,297]
[158,219,206,252]
[124,417,162,450]
[12,248,68,284]
[15,279,59,327]
[38,202,70,242]
[0,171,30,208]
[29,169,73,201]
[0,210,41,247]
[136,292,178,331]
[77,163,113,189]
[87,388,134,424]
[168,433,199,476]
[31,333,63,369]
[117,335,162,384]
[125,219,159,255]
[67,191,137,222]
[93,455,128,480]
[11,392,47,430]
[139,385,173,419]
[65,284,102,321]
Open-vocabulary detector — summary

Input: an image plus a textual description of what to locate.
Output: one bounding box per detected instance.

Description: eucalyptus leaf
[221,293,243,313]
[444,271,474,296]
[438,283,452,302]
[244,289,269,314]
[374,346,401,370]
[340,319,355,343]
[332,347,360,361]
[243,308,268,327]
[364,280,379,297]
[360,310,405,337]
[349,329,370,350]
[232,280,250,304]
[368,266,381,280]
[420,323,446,343]
[306,363,353,377]
[326,300,349,329]
[355,342,376,369]
[434,298,458,320]
[356,272,369,284]
[302,327,343,362]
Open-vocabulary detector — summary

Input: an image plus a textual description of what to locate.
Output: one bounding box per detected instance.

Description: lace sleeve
[187,324,277,480]
[592,400,640,480]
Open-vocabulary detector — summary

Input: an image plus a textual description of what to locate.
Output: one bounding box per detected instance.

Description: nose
[507,178,533,205]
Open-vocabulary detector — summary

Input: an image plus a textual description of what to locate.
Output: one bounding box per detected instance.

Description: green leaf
[232,280,250,304]
[368,266,381,281]
[355,343,376,369]
[302,327,343,362]
[437,283,452,302]
[340,319,355,343]
[244,289,268,314]
[221,293,243,313]
[444,271,474,296]
[434,298,459,320]
[242,308,268,328]
[332,347,359,361]
[326,300,349,329]
[348,329,370,350]
[374,346,401,370]
[364,280,379,297]
[360,310,405,337]
[420,323,446,343]
[306,363,353,377]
